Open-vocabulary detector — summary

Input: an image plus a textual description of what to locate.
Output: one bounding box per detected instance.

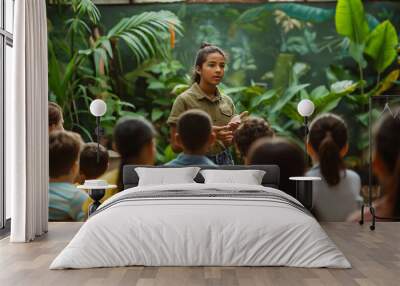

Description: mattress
[50,183,350,269]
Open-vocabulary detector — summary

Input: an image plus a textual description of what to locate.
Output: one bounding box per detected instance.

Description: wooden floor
[0,222,399,286]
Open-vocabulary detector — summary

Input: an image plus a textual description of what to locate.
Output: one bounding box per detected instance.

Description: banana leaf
[365,20,399,73]
[335,0,369,44]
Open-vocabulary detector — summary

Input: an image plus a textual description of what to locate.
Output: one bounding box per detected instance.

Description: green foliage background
[47,0,400,169]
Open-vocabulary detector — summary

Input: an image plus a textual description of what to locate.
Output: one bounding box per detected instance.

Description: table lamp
[297,99,315,165]
[89,99,107,163]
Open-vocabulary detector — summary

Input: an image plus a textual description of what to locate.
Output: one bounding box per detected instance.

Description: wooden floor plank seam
[0,222,399,286]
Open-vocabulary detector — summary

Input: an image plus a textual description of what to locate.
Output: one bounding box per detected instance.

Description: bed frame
[123,165,280,190]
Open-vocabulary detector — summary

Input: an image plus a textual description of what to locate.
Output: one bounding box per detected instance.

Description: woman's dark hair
[248,137,306,197]
[308,113,348,186]
[114,117,156,191]
[374,108,400,217]
[192,43,226,84]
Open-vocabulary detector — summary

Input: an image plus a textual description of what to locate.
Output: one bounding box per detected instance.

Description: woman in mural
[167,43,247,165]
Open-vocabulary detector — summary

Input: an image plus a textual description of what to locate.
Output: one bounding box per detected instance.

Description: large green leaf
[311,81,359,113]
[349,42,367,68]
[335,0,369,44]
[330,80,359,95]
[151,109,164,122]
[365,20,399,73]
[271,84,310,114]
[107,11,183,64]
[72,0,100,24]
[250,89,279,109]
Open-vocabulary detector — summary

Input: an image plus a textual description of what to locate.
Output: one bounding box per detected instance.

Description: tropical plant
[47,0,183,142]
[222,62,360,148]
[335,0,399,95]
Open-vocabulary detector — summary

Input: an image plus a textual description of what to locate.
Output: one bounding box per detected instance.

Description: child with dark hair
[167,43,247,165]
[306,113,361,221]
[247,137,305,198]
[48,102,64,133]
[101,117,156,192]
[233,116,274,164]
[76,142,109,184]
[49,130,88,221]
[349,108,400,221]
[166,109,216,166]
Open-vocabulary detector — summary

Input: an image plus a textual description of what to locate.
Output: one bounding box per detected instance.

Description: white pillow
[200,169,266,185]
[135,167,201,186]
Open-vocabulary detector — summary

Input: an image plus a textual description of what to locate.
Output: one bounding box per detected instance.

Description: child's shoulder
[345,169,360,179]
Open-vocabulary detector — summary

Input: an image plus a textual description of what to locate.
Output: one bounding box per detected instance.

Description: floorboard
[0,222,399,286]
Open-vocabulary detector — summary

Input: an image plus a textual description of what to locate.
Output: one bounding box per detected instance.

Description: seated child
[76,142,109,184]
[100,116,157,192]
[49,130,89,221]
[247,137,305,198]
[348,108,400,221]
[233,116,274,164]
[166,109,216,167]
[48,102,64,133]
[306,113,361,222]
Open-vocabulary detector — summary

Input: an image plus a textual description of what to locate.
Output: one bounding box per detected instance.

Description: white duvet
[50,183,350,269]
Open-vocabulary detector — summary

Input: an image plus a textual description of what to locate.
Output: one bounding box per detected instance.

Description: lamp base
[88,188,106,216]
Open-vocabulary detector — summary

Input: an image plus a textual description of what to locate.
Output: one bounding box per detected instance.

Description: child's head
[49,130,83,181]
[48,102,64,133]
[78,143,109,183]
[373,109,400,210]
[233,116,274,163]
[308,113,348,186]
[114,117,156,191]
[176,109,215,155]
[114,117,156,165]
[248,137,305,197]
[193,43,226,85]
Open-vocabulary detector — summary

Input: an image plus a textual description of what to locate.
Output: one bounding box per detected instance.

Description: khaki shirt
[167,83,236,155]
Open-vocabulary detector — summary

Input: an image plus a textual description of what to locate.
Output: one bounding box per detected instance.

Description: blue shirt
[49,182,89,222]
[166,153,216,167]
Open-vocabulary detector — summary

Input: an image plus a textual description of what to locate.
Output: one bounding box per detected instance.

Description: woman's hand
[213,125,234,147]
[228,111,248,131]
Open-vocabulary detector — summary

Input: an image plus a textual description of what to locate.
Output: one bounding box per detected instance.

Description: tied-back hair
[374,108,400,217]
[192,43,226,84]
[114,117,156,191]
[308,113,348,186]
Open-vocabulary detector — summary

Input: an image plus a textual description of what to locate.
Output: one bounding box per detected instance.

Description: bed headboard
[123,165,280,190]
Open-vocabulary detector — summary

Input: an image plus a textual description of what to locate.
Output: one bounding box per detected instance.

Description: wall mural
[47,1,400,187]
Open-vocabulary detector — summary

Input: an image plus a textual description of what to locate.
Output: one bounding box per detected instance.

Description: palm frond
[107,11,183,63]
[72,0,101,24]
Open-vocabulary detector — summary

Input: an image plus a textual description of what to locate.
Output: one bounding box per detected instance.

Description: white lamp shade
[90,99,107,117]
[297,99,315,117]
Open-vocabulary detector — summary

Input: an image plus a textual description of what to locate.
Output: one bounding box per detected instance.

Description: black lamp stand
[359,95,400,230]
[88,189,106,216]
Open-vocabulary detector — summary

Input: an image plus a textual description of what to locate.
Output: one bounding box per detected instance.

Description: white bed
[50,182,350,269]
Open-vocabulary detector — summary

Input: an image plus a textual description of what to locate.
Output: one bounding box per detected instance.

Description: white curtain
[7,0,48,242]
